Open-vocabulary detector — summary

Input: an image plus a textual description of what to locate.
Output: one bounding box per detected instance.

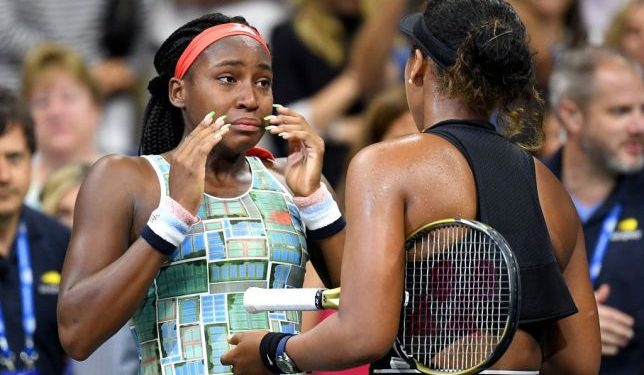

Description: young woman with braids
[56,13,344,374]
[221,1,601,374]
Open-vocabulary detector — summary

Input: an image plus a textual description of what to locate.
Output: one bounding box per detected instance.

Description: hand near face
[266,106,325,196]
[168,112,230,213]
[220,331,271,375]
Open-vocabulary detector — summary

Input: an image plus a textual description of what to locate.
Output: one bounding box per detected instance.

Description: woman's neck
[205,150,248,173]
[202,151,253,198]
[562,143,616,206]
[422,96,487,131]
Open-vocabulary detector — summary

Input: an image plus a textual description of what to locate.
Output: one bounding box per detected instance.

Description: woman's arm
[222,144,405,372]
[57,155,165,360]
[58,113,230,359]
[535,161,601,375]
[288,147,405,368]
[541,225,601,375]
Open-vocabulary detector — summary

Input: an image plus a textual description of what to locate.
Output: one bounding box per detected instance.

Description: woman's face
[179,35,273,153]
[28,69,100,156]
[620,4,644,67]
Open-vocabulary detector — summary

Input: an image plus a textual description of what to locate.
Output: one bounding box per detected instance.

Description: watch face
[276,356,295,373]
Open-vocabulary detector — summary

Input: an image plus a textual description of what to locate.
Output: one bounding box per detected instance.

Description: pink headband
[174,23,270,79]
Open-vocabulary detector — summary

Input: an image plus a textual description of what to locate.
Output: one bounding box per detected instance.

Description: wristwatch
[275,335,300,374]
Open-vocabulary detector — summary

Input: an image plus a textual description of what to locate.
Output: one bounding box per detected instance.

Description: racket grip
[244,287,324,313]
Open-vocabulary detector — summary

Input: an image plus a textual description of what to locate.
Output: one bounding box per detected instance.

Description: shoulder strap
[141,154,169,200]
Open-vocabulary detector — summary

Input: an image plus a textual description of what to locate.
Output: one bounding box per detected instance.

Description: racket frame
[398,218,521,375]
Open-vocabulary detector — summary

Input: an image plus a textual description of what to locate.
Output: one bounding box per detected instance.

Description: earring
[408,78,413,85]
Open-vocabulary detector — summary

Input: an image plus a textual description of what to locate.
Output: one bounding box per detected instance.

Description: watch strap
[276,334,301,373]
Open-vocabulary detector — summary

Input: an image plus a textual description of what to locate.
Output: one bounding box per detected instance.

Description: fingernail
[265,125,276,132]
[217,125,231,135]
[263,115,276,121]
[272,104,283,108]
[215,115,227,123]
[204,111,215,122]
[278,132,287,138]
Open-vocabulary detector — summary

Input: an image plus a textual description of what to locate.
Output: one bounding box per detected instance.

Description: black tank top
[425,119,577,323]
[370,120,577,373]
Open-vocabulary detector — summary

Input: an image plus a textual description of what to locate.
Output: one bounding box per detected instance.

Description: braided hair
[140,13,252,155]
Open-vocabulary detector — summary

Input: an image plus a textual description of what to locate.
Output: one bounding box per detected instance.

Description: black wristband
[140,224,177,256]
[260,332,291,374]
[307,216,346,240]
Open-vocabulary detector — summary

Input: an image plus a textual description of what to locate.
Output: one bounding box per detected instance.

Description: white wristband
[147,197,196,247]
[293,184,342,230]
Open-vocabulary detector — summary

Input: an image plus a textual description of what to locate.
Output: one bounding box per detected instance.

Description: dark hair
[421,0,544,151]
[140,13,253,155]
[0,87,36,154]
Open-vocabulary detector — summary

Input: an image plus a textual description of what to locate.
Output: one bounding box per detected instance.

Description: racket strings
[399,224,512,372]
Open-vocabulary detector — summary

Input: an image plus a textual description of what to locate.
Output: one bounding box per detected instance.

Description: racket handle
[244,287,325,313]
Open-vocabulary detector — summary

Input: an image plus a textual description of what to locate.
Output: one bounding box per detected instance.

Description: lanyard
[589,204,622,287]
[0,223,38,371]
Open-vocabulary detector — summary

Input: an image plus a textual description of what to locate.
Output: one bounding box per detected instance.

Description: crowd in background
[0,0,642,374]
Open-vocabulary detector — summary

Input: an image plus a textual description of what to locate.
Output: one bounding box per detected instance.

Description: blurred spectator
[95,0,150,155]
[507,0,587,159]
[20,43,103,209]
[581,0,631,45]
[360,85,416,146]
[604,0,644,68]
[39,164,90,228]
[39,162,139,375]
[546,46,644,374]
[0,87,70,374]
[0,0,150,154]
[507,0,586,92]
[271,0,407,188]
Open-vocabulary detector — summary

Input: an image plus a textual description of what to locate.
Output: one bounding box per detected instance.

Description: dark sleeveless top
[424,119,577,323]
[370,120,578,373]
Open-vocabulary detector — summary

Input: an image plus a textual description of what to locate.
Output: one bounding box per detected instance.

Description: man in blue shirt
[546,46,644,374]
[0,88,70,374]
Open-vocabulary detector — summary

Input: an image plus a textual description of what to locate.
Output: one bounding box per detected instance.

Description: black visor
[399,13,456,68]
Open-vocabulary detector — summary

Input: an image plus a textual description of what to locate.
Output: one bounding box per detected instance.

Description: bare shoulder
[79,155,160,222]
[85,154,155,192]
[533,157,580,268]
[346,133,476,229]
[348,133,471,190]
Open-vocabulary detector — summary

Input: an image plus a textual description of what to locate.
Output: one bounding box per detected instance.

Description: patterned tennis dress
[131,155,308,375]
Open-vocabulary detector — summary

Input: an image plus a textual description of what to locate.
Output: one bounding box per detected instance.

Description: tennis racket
[244,218,520,375]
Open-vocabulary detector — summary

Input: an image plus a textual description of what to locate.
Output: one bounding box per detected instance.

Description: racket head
[397,218,521,375]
